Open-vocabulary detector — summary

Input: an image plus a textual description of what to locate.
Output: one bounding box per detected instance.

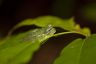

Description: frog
[22,25,56,43]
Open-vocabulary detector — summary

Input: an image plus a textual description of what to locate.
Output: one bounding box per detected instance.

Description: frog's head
[43,25,56,36]
[37,25,56,42]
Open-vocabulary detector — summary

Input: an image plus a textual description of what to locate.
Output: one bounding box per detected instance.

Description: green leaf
[16,16,75,31]
[53,39,84,64]
[8,16,91,37]
[74,24,91,36]
[53,34,96,64]
[80,27,91,36]
[0,25,56,64]
[79,34,96,64]
[9,16,75,34]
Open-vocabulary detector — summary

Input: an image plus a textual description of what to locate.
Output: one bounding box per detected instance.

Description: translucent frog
[22,25,56,43]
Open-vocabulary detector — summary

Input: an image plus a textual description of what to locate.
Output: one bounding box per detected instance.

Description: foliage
[54,35,96,64]
[0,16,96,64]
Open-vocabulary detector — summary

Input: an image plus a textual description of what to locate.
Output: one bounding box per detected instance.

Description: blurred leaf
[80,27,91,36]
[0,25,56,64]
[52,0,75,17]
[74,24,91,36]
[53,34,96,64]
[80,3,96,21]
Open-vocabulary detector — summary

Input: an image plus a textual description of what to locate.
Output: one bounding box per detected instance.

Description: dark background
[0,0,96,64]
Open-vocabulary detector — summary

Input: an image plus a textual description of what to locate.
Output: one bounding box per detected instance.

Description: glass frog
[22,25,56,43]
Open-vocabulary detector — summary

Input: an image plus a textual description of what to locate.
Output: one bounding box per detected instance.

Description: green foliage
[0,25,56,64]
[12,16,75,31]
[53,39,84,64]
[0,16,96,64]
[9,16,90,37]
[54,34,96,64]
